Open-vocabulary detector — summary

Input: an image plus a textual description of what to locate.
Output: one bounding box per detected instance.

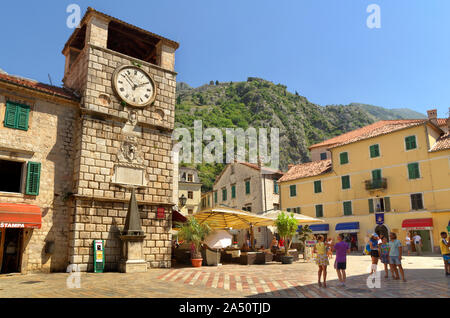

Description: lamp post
[179,194,187,207]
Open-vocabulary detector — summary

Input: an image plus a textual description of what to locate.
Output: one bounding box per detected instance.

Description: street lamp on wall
[179,194,187,207]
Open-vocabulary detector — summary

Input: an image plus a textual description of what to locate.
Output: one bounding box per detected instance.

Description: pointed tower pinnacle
[122,188,144,236]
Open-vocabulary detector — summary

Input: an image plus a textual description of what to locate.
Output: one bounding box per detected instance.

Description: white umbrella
[204,230,233,249]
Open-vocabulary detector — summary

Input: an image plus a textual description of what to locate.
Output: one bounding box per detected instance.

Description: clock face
[113,66,156,107]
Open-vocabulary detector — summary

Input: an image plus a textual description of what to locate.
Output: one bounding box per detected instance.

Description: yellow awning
[194,206,275,229]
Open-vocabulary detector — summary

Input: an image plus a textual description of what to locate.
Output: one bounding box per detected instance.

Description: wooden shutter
[372,169,382,180]
[245,180,250,194]
[343,201,352,215]
[368,199,374,213]
[4,102,18,128]
[16,106,29,130]
[370,144,379,158]
[340,152,348,164]
[290,185,296,196]
[405,136,416,150]
[384,197,391,212]
[231,185,236,198]
[342,176,350,189]
[314,180,321,193]
[316,205,323,217]
[26,162,41,195]
[408,163,419,179]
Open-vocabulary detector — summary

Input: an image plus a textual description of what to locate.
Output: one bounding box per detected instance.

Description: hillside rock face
[175,78,424,190]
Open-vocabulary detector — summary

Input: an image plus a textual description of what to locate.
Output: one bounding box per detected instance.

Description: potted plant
[274,212,298,264]
[176,216,211,267]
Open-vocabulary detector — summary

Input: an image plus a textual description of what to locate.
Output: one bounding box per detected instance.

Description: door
[375,225,389,241]
[1,229,22,274]
[0,229,5,273]
[419,230,431,252]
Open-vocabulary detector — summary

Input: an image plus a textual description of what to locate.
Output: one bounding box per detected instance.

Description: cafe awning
[298,224,329,234]
[402,218,433,230]
[335,222,360,233]
[0,203,41,229]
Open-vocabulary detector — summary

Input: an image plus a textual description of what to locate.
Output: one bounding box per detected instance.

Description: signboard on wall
[375,213,384,225]
[157,207,165,219]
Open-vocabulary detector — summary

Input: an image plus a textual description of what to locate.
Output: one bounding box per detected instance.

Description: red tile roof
[437,118,448,127]
[0,73,79,101]
[237,161,284,175]
[309,120,428,150]
[430,132,450,152]
[278,159,332,182]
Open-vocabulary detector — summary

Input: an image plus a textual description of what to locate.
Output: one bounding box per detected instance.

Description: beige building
[212,160,283,248]
[0,7,178,273]
[177,167,202,216]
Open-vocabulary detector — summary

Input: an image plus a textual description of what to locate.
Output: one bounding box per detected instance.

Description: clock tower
[62,8,179,271]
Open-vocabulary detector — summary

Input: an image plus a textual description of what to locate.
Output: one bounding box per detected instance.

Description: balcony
[365,178,387,190]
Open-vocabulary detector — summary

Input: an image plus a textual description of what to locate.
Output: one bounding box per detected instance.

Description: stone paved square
[0,255,448,298]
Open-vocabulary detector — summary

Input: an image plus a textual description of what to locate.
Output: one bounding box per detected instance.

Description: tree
[215,80,219,85]
[274,212,298,255]
[176,216,211,259]
[209,80,214,85]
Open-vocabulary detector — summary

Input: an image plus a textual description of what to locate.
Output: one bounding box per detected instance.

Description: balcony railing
[365,178,387,190]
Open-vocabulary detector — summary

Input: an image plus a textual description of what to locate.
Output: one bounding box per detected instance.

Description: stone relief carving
[117,136,144,165]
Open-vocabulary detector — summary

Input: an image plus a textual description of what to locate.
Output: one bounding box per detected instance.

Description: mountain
[175,78,426,190]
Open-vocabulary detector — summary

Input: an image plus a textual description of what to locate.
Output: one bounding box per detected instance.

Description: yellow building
[279,110,450,253]
[177,167,202,216]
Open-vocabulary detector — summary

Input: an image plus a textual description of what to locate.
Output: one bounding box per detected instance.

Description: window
[293,207,301,214]
[320,152,327,160]
[231,184,236,198]
[273,203,280,210]
[188,209,193,215]
[201,198,206,208]
[340,152,349,165]
[372,169,382,180]
[243,205,252,212]
[4,101,30,131]
[286,208,291,212]
[273,180,279,194]
[314,180,322,193]
[343,201,352,216]
[369,144,380,158]
[369,197,391,213]
[289,184,297,197]
[341,175,350,189]
[222,188,227,201]
[410,193,424,210]
[315,205,323,217]
[187,191,193,199]
[408,163,420,179]
[187,174,193,182]
[245,180,251,194]
[214,191,217,203]
[405,136,417,150]
[0,159,24,193]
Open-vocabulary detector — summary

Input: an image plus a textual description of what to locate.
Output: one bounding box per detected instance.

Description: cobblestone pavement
[0,255,448,298]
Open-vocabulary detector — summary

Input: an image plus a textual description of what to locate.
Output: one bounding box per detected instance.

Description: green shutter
[222,188,227,201]
[231,185,236,198]
[316,205,323,217]
[340,152,348,164]
[408,163,420,179]
[26,162,41,195]
[290,184,296,196]
[405,136,417,150]
[274,181,279,194]
[214,191,217,203]
[370,144,380,158]
[314,180,322,193]
[384,197,391,212]
[372,169,382,180]
[4,102,18,128]
[16,106,30,131]
[368,199,374,213]
[343,201,352,215]
[341,176,350,189]
[245,180,250,194]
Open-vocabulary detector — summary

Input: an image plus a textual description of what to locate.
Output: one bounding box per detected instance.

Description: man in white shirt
[412,233,422,256]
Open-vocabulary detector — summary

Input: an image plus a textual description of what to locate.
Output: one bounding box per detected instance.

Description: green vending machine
[93,240,105,273]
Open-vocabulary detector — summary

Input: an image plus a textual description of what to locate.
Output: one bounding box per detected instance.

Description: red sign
[157,207,165,219]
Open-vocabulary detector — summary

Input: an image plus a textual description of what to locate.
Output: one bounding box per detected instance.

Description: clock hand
[124,74,138,90]
[136,82,150,88]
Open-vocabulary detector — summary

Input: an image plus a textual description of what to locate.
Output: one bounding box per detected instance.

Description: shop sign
[305,240,317,247]
[0,223,25,228]
[375,213,384,225]
[157,207,165,219]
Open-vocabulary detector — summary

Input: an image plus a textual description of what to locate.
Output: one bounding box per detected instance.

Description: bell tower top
[62,7,179,76]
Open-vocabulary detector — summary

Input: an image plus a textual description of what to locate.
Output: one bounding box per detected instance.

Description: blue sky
[1,0,449,117]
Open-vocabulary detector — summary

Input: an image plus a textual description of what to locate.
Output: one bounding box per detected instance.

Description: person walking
[388,232,406,282]
[379,236,390,279]
[439,232,450,276]
[405,232,411,256]
[369,233,380,275]
[313,235,329,288]
[333,234,350,287]
[413,233,422,255]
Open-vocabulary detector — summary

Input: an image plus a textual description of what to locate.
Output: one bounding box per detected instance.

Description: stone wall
[0,89,78,273]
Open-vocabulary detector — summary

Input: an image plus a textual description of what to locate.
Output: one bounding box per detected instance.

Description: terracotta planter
[191,258,203,267]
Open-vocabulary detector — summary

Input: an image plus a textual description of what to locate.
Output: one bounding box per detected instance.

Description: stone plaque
[114,166,145,186]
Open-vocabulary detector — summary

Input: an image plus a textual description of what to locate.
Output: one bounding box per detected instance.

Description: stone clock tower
[62,8,178,271]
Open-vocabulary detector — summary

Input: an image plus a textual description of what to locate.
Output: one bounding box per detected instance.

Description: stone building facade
[0,7,179,273]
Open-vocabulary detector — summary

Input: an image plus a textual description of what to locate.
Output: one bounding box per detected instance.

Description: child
[369,233,380,275]
[333,234,350,287]
[439,232,450,276]
[379,236,390,279]
[326,237,333,259]
[313,235,329,288]
[388,232,406,282]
